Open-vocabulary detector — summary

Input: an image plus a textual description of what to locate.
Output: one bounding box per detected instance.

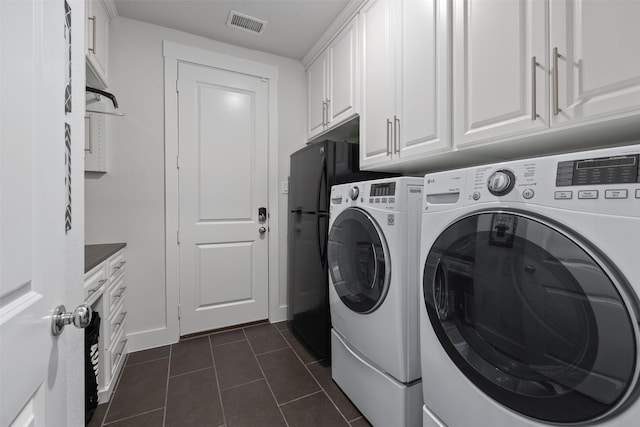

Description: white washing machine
[328,177,424,427]
[419,144,640,427]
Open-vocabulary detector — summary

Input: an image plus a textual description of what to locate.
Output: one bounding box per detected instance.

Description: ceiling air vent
[226,10,267,35]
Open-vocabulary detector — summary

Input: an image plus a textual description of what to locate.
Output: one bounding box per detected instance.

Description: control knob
[487,169,516,196]
[349,186,360,201]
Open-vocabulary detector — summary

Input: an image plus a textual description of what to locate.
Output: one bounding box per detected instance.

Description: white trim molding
[301,0,367,68]
[162,41,280,345]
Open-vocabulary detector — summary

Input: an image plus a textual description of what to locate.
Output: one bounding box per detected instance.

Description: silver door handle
[322,100,327,126]
[51,304,92,336]
[259,226,267,234]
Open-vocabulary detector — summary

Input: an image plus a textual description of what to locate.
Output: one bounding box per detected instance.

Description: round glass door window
[423,211,638,423]
[328,208,390,313]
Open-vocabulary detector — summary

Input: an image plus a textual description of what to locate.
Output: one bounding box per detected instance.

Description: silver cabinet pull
[386,119,393,156]
[88,16,96,54]
[115,339,128,358]
[325,99,331,126]
[394,116,400,154]
[88,278,108,295]
[531,57,538,121]
[321,100,327,127]
[113,286,126,302]
[114,260,127,270]
[553,47,561,115]
[115,311,127,328]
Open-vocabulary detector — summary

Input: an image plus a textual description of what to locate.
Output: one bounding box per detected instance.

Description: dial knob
[349,186,360,201]
[487,169,516,196]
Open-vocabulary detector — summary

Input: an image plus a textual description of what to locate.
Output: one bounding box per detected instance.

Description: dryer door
[328,207,391,314]
[423,211,639,423]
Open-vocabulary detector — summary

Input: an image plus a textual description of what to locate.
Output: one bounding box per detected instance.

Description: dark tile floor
[88,321,372,427]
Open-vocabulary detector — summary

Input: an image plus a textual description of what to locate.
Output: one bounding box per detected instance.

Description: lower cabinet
[85,247,127,403]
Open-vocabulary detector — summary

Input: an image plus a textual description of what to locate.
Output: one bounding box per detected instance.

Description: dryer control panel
[423,144,640,217]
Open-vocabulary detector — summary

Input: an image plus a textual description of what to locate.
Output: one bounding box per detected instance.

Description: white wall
[85,16,306,350]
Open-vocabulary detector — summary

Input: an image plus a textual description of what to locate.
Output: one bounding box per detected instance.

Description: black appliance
[288,140,392,359]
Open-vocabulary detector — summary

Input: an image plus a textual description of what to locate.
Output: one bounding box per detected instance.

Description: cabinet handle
[115,339,128,358]
[553,47,561,116]
[394,116,400,154]
[321,100,326,127]
[115,311,127,328]
[88,278,107,295]
[386,119,392,156]
[325,99,331,126]
[531,56,538,121]
[88,16,96,54]
[114,260,127,270]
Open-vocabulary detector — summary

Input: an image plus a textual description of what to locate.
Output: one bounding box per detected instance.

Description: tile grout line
[219,377,265,393]
[162,344,172,427]
[167,365,212,380]
[102,407,165,426]
[243,327,291,427]
[277,389,324,407]
[252,344,291,358]
[276,326,354,426]
[210,337,247,349]
[209,334,228,427]
[125,355,170,368]
[99,353,129,427]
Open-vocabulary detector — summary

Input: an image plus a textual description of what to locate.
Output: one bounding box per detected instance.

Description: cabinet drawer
[108,249,126,278]
[107,272,126,312]
[108,320,127,378]
[84,263,108,304]
[107,299,126,345]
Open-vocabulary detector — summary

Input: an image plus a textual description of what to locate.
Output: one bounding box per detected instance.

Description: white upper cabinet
[86,0,112,88]
[454,0,640,149]
[360,0,394,165]
[307,53,328,138]
[360,0,451,168]
[453,0,548,148]
[307,17,359,140]
[550,0,640,126]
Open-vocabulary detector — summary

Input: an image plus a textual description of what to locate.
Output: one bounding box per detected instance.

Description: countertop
[85,243,127,273]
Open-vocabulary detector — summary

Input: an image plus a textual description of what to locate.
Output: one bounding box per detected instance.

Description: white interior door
[177,62,269,336]
[1,0,84,425]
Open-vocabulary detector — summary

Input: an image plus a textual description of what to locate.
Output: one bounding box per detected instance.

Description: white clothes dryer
[328,177,424,427]
[419,144,640,426]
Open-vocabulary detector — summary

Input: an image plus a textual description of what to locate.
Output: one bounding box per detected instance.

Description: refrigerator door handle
[317,214,327,268]
[316,160,327,213]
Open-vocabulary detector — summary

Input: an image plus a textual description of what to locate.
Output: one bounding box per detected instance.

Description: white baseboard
[126,327,177,353]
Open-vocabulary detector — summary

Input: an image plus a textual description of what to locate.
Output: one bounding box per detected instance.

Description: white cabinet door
[396,0,451,159]
[550,0,640,125]
[328,17,358,126]
[360,0,395,167]
[307,52,327,139]
[453,0,547,148]
[86,0,110,87]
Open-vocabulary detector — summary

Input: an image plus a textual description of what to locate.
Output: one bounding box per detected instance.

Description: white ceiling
[113,0,351,60]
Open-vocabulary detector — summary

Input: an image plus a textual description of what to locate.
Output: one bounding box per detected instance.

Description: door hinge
[176,155,180,169]
[178,305,181,319]
[177,230,180,244]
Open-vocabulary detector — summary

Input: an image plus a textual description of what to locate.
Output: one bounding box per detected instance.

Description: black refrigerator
[288,140,391,359]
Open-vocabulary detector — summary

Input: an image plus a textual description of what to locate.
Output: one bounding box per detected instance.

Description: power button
[522,188,535,200]
[472,191,481,201]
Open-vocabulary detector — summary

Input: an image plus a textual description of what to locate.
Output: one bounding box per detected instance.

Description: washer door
[423,211,638,423]
[328,207,390,314]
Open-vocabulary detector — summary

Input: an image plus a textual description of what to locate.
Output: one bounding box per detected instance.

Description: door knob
[51,304,93,336]
[259,226,267,235]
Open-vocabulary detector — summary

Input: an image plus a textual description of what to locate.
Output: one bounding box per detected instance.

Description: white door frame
[163,41,279,343]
